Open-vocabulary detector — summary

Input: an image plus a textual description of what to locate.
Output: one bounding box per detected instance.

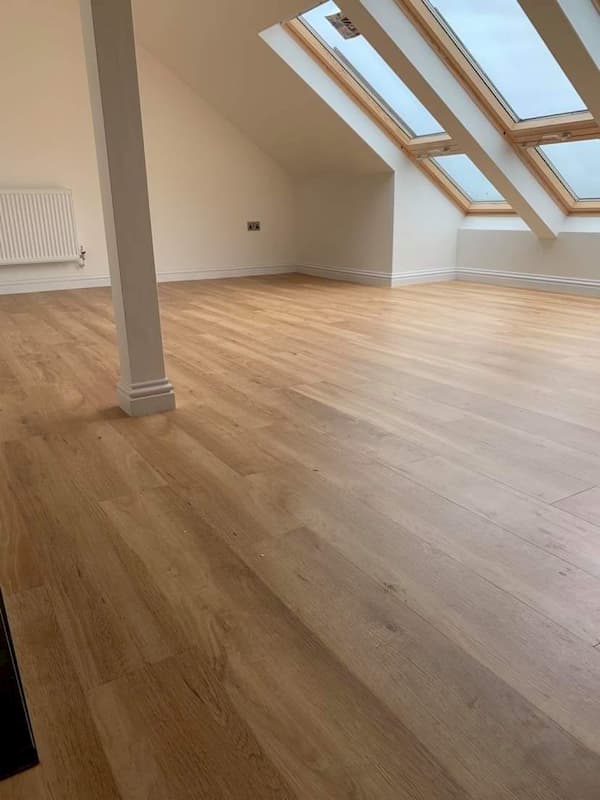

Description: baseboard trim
[457,268,600,296]
[0,273,111,295]
[0,265,295,295]
[157,265,295,283]
[391,268,456,287]
[298,265,600,295]
[2,264,598,298]
[297,264,392,286]
[298,265,456,287]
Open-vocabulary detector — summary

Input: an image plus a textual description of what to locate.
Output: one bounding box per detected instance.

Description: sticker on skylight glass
[326,12,360,39]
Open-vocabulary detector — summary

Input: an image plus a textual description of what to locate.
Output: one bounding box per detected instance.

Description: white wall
[134,0,389,176]
[263,24,461,287]
[0,0,109,292]
[392,159,462,283]
[139,49,295,279]
[457,217,600,293]
[294,166,462,287]
[1,5,462,296]
[0,0,296,294]
[6,1,599,298]
[295,173,395,285]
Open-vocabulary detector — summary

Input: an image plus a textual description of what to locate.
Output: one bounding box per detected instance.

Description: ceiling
[132,0,390,176]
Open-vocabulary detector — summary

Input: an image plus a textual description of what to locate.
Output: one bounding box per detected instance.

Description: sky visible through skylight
[541,140,600,200]
[300,1,444,136]
[433,154,504,202]
[429,0,586,121]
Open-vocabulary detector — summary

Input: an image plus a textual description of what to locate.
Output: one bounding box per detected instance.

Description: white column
[79,0,175,416]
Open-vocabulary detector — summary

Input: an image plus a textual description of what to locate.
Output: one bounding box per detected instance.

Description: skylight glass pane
[427,0,586,121]
[432,154,504,202]
[300,1,444,136]
[539,139,600,200]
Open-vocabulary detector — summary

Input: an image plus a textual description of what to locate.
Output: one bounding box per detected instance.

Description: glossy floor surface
[1,276,600,799]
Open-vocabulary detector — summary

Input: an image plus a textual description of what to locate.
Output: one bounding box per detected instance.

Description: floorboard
[1,276,600,798]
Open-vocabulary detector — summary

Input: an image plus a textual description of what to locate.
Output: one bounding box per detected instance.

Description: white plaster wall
[458,217,600,288]
[0,0,296,293]
[393,159,462,278]
[263,25,461,286]
[135,0,389,176]
[294,165,461,286]
[0,0,109,290]
[295,173,395,283]
[5,1,599,298]
[139,49,295,277]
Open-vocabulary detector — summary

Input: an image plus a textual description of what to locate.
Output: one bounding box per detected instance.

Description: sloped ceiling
[132,0,389,176]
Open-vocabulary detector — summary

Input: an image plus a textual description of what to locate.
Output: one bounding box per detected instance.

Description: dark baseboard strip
[0,589,38,781]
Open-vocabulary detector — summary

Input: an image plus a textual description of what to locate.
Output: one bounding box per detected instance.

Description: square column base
[117,378,176,417]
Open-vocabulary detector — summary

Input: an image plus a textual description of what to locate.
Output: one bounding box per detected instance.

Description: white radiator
[0,188,79,266]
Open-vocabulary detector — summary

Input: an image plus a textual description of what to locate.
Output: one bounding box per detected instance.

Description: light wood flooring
[2,275,600,799]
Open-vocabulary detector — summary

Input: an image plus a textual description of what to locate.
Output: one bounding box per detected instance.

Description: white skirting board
[0,265,295,295]
[456,268,600,296]
[296,264,392,286]
[296,265,455,287]
[299,266,600,294]
[0,264,599,297]
[391,268,456,286]
[0,273,111,295]
[157,265,294,283]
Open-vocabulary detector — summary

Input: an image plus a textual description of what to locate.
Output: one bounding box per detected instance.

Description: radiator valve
[79,245,87,268]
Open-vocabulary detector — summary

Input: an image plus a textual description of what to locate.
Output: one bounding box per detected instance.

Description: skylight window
[287,0,600,214]
[426,0,586,121]
[539,140,600,200]
[300,1,444,137]
[432,154,505,202]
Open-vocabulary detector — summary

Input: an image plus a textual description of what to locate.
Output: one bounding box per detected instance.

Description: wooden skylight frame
[285,17,514,215]
[396,0,600,213]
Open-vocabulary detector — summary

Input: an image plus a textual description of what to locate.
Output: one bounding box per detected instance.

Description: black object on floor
[0,589,38,781]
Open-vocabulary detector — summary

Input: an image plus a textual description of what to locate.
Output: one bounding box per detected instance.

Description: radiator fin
[0,189,79,266]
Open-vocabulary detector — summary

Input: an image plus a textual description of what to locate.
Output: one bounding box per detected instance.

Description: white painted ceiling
[132,0,390,175]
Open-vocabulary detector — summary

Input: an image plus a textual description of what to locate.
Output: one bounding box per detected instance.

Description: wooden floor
[2,275,600,799]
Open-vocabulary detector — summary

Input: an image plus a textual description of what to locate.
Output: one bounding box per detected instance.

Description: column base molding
[117,377,176,417]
